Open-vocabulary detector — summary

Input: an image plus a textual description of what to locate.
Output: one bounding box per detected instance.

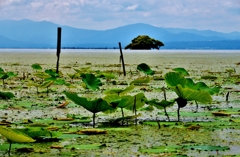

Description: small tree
[125,35,164,50]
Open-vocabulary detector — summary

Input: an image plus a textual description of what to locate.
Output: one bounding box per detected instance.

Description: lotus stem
[134,96,137,125]
[164,107,170,121]
[177,106,180,122]
[8,140,12,156]
[195,101,198,113]
[156,118,161,129]
[226,91,230,102]
[93,113,96,128]
[121,107,125,125]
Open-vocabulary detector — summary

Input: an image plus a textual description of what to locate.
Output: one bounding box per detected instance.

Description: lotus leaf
[164,72,187,87]
[6,71,18,78]
[130,76,151,85]
[81,73,102,90]
[137,63,155,75]
[172,67,189,76]
[45,69,59,77]
[147,99,174,109]
[104,84,135,96]
[34,72,51,79]
[31,63,42,70]
[124,93,147,111]
[186,78,220,95]
[0,126,35,143]
[65,92,112,127]
[39,81,54,88]
[0,91,15,99]
[174,84,212,104]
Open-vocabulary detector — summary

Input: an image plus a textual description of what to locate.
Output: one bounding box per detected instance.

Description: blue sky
[0,0,240,32]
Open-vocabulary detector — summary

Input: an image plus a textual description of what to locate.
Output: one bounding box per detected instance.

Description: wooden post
[118,42,126,76]
[56,27,62,74]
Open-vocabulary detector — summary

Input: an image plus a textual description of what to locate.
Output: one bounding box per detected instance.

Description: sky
[0,0,240,32]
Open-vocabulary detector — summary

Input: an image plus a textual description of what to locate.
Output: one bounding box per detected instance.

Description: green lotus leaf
[54,78,65,85]
[0,73,9,80]
[0,67,4,73]
[67,73,80,79]
[0,143,33,151]
[164,72,187,87]
[74,67,91,74]
[26,82,40,87]
[174,84,212,104]
[172,67,189,76]
[0,126,35,143]
[65,92,112,113]
[31,63,42,70]
[137,63,155,75]
[34,72,51,79]
[81,73,102,90]
[17,127,55,139]
[124,93,147,111]
[98,73,116,79]
[104,84,135,96]
[0,91,15,99]
[7,71,18,78]
[186,78,220,95]
[130,76,151,85]
[39,81,54,88]
[147,99,174,109]
[45,69,59,77]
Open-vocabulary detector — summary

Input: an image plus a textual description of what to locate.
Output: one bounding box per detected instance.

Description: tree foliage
[125,35,164,50]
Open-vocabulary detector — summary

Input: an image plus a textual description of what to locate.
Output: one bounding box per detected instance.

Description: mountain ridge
[0,19,239,49]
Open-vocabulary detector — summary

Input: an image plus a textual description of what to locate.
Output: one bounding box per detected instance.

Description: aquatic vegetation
[0,56,239,156]
[164,72,212,121]
[0,91,15,100]
[0,126,35,155]
[65,92,113,127]
[81,73,102,90]
[31,63,42,71]
[137,63,155,75]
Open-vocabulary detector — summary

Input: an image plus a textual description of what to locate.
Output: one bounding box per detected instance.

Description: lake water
[0,49,240,54]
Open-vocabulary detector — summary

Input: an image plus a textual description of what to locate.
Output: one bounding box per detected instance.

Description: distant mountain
[0,19,240,49]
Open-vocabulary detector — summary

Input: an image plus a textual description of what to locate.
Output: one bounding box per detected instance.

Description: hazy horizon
[0,0,240,32]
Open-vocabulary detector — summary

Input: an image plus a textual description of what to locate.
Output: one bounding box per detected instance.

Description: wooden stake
[56,27,62,74]
[118,42,126,76]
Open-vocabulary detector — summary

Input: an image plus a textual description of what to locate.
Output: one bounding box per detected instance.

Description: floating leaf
[39,81,54,88]
[66,143,106,150]
[137,63,155,75]
[183,145,229,151]
[130,76,151,85]
[140,145,181,153]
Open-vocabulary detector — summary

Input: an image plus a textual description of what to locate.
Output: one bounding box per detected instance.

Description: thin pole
[56,27,62,74]
[118,42,126,76]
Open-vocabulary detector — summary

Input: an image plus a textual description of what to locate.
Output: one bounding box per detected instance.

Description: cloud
[126,4,138,11]
[0,0,239,32]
